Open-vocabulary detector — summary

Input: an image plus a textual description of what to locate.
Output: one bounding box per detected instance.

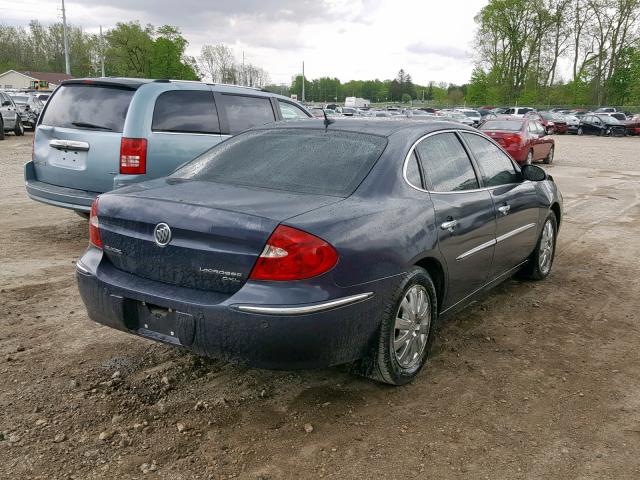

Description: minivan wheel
[358,267,438,386]
[543,145,554,165]
[519,212,557,281]
[14,118,24,136]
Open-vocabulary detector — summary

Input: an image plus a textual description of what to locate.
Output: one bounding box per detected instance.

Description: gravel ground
[1,131,639,479]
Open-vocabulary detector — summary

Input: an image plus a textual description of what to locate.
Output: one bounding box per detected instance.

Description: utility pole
[61,0,70,75]
[99,25,105,77]
[301,61,305,103]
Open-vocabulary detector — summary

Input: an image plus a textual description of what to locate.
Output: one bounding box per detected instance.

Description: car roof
[253,118,476,137]
[60,77,295,101]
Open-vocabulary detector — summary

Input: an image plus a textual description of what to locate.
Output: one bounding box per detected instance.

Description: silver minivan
[25,78,311,213]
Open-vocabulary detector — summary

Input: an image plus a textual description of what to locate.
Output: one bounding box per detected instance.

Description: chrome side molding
[235,292,374,315]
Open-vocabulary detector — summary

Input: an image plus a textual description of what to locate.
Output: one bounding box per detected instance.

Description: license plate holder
[131,302,195,347]
[48,148,87,170]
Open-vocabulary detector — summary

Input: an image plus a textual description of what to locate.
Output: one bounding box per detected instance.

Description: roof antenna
[323,109,335,130]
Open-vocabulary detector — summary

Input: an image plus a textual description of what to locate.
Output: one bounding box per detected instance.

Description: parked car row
[0,89,47,139]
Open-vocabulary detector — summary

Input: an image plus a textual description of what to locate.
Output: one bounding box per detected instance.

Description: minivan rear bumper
[24,160,98,212]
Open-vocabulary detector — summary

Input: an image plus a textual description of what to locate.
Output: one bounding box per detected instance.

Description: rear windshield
[171,129,388,197]
[40,84,134,132]
[481,120,523,131]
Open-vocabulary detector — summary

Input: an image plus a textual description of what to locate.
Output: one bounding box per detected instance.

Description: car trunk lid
[97,180,343,294]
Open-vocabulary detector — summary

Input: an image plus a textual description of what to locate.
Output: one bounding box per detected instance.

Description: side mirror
[24,105,30,111]
[521,164,547,182]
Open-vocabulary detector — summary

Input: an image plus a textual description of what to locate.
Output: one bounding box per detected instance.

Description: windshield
[540,112,555,120]
[462,110,481,118]
[40,84,134,132]
[10,96,28,104]
[171,129,388,197]
[480,120,523,131]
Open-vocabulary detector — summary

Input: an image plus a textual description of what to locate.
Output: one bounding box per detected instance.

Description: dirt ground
[1,132,639,480]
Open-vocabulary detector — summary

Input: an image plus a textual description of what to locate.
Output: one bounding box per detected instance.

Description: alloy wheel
[538,219,554,275]
[393,285,431,369]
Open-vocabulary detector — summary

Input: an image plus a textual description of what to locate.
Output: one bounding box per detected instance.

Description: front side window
[278,101,309,120]
[462,133,519,187]
[416,132,479,192]
[152,90,220,134]
[218,94,275,134]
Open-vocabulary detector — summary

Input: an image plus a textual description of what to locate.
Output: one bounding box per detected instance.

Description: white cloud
[0,0,489,85]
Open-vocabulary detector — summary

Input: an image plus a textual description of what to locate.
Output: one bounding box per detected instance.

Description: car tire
[14,117,24,136]
[357,267,438,386]
[577,127,583,135]
[543,145,554,164]
[0,118,4,141]
[519,212,557,281]
[525,150,533,165]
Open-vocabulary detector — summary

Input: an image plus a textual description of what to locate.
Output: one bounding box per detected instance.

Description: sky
[0,0,490,85]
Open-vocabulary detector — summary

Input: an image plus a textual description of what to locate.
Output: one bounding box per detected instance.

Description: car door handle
[440,219,458,231]
[498,205,511,215]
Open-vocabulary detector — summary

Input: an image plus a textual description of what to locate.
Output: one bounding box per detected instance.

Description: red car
[527,111,568,134]
[479,116,555,165]
[623,115,640,136]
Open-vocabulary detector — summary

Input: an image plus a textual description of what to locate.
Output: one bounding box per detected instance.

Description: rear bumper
[76,249,396,370]
[24,161,98,212]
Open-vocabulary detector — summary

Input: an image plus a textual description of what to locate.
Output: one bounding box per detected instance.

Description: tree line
[468,0,640,107]
[0,21,200,80]
[280,69,467,104]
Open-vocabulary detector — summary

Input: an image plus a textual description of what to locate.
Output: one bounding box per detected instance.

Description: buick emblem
[153,223,172,247]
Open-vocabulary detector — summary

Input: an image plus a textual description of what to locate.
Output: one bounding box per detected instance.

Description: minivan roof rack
[206,83,263,91]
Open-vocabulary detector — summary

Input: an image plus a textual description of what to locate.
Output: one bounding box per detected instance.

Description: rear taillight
[120,138,147,174]
[249,225,338,281]
[89,198,102,249]
[503,134,523,147]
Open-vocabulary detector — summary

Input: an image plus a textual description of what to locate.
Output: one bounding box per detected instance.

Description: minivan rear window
[171,129,388,197]
[40,85,134,132]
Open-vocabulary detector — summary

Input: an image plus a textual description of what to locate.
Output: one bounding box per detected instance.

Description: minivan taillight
[120,138,147,174]
[89,198,102,249]
[249,225,338,281]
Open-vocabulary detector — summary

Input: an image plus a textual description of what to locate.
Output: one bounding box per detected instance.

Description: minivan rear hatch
[34,83,136,193]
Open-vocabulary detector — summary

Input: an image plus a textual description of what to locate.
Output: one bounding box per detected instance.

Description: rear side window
[278,100,309,120]
[405,151,422,188]
[462,133,519,187]
[416,132,479,192]
[218,94,275,134]
[152,90,220,134]
[40,85,134,132]
[172,129,387,197]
